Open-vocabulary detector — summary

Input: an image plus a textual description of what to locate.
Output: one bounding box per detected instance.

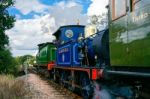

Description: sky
[6,0,108,56]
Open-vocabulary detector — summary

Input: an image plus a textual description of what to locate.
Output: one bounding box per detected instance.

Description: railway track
[22,67,150,99]
[46,80,82,99]
[27,68,83,99]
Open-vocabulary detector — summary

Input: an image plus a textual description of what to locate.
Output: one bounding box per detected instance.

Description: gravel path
[18,74,82,99]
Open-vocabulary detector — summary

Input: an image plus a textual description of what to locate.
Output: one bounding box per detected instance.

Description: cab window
[111,0,126,20]
[133,0,150,10]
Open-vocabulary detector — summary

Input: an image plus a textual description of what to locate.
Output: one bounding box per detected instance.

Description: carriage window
[112,0,126,20]
[133,0,150,10]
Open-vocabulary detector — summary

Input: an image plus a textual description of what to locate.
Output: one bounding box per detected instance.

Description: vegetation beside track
[0,75,28,99]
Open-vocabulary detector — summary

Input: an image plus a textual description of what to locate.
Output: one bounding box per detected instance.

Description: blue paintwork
[56,41,81,66]
[53,25,85,44]
[61,26,84,43]
[55,25,85,67]
[86,38,95,61]
[72,42,80,66]
[57,44,71,66]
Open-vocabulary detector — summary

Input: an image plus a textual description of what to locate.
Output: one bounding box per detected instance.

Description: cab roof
[38,42,54,47]
[53,25,85,36]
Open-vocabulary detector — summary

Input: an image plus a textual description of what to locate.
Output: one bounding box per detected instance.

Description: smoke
[92,81,111,99]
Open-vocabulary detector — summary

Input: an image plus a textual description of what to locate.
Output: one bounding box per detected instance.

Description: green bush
[0,49,19,75]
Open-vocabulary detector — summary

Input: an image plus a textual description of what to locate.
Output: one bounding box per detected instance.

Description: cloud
[88,0,108,16]
[49,1,88,26]
[7,1,88,56]
[14,0,49,15]
[6,14,56,57]
[11,49,37,57]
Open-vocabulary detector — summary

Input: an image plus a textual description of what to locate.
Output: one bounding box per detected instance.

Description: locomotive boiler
[78,27,110,67]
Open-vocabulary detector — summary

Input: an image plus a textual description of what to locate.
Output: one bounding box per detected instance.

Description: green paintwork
[109,0,150,67]
[36,43,56,65]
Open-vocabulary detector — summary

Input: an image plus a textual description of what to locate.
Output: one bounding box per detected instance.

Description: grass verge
[0,75,28,99]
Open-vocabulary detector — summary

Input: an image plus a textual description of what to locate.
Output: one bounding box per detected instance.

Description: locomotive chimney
[77,19,80,25]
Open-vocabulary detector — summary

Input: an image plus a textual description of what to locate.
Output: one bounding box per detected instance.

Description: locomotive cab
[53,25,85,67]
[36,42,56,67]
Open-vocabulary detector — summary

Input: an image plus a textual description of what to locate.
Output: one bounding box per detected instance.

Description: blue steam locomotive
[52,25,133,99]
[53,25,109,67]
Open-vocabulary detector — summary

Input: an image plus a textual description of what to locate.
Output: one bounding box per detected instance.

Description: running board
[106,70,150,78]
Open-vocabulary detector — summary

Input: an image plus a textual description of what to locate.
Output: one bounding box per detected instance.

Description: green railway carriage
[109,0,150,67]
[36,42,56,67]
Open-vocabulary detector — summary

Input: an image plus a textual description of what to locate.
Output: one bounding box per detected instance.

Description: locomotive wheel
[60,72,68,87]
[68,84,75,92]
[68,76,75,91]
[80,74,93,99]
[49,70,53,79]
[60,72,65,87]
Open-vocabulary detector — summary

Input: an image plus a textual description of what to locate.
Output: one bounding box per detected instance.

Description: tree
[22,55,35,65]
[0,0,15,49]
[15,55,35,67]
[0,49,18,74]
[88,13,108,31]
[0,0,16,74]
